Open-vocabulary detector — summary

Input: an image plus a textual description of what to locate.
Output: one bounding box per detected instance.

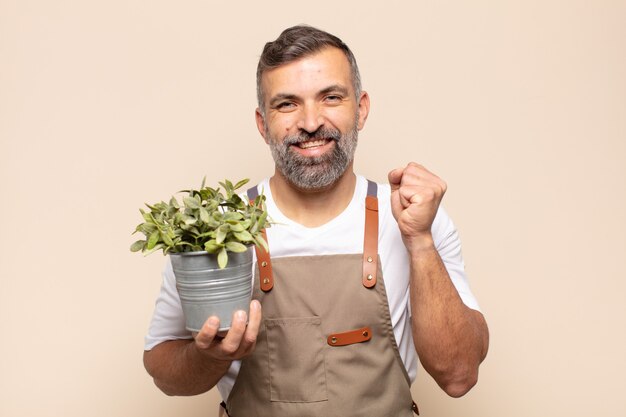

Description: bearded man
[143,25,489,417]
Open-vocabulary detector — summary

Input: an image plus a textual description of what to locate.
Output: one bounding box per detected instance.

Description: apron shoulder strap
[246,185,259,202]
[362,180,379,288]
[247,180,379,291]
[246,184,273,292]
[367,179,378,197]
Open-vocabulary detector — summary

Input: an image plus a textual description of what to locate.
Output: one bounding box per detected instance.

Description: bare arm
[408,241,488,397]
[389,163,489,397]
[143,300,262,396]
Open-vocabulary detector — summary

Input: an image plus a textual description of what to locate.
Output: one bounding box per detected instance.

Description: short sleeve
[432,206,481,312]
[144,258,193,350]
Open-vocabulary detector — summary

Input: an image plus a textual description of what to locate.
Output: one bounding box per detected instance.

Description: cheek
[268,116,297,135]
[326,108,357,129]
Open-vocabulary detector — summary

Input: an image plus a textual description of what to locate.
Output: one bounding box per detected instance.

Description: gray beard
[267,124,359,190]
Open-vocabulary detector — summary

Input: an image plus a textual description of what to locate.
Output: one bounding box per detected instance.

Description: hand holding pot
[193,300,262,361]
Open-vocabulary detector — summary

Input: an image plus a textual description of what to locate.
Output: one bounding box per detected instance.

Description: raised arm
[389,163,489,397]
[143,300,262,396]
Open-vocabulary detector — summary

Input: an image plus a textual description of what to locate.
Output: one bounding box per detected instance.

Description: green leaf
[217,247,228,269]
[206,200,218,211]
[233,230,253,242]
[147,230,160,250]
[229,222,244,232]
[216,225,229,244]
[183,196,200,209]
[144,222,158,232]
[234,178,250,190]
[140,209,154,223]
[130,240,145,252]
[204,240,222,254]
[223,212,243,221]
[255,234,269,253]
[161,231,174,246]
[199,207,210,223]
[225,241,248,253]
[143,243,165,256]
[182,214,197,225]
[169,196,180,209]
[135,222,157,235]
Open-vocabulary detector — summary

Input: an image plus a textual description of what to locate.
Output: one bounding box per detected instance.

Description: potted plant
[130,178,270,331]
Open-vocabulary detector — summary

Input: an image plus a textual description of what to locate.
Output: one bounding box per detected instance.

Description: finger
[406,162,434,177]
[399,185,437,205]
[398,170,446,195]
[220,310,248,354]
[391,163,435,188]
[241,300,262,353]
[399,187,411,208]
[387,167,404,190]
[195,316,220,349]
[403,164,446,191]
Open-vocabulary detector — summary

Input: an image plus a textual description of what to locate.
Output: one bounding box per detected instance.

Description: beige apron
[223,182,418,417]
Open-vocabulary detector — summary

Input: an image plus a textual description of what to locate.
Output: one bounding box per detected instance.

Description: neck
[270,165,357,228]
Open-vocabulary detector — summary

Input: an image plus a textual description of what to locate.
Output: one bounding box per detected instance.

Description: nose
[296,102,324,133]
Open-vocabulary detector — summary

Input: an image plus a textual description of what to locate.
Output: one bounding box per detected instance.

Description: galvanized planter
[169,247,254,332]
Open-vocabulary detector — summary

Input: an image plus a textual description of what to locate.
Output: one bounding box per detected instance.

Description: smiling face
[256,47,370,190]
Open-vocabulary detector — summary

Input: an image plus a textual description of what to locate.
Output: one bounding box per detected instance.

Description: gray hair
[256,25,362,115]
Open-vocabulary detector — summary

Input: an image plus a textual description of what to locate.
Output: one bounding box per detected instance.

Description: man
[143,25,488,416]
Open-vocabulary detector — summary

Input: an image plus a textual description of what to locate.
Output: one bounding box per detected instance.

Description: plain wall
[1,1,625,416]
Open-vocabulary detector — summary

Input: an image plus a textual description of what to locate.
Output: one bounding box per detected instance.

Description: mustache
[283,128,342,146]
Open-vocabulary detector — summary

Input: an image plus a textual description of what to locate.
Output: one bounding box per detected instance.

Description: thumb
[388,167,404,191]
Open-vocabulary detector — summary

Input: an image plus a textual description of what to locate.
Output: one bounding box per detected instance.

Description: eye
[324,94,344,104]
[275,101,296,111]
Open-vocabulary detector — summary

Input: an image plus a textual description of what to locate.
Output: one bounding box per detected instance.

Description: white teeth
[298,139,328,149]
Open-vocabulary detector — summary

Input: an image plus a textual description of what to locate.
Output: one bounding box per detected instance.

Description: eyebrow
[268,93,299,108]
[318,84,350,97]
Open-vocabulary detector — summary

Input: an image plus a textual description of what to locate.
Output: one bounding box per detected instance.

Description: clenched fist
[388,163,447,251]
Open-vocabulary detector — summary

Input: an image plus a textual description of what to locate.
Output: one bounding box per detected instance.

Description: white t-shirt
[144,175,480,401]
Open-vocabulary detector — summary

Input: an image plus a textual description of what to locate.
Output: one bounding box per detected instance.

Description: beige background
[1,1,625,416]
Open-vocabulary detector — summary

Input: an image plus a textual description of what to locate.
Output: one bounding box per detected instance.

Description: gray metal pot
[169,247,253,332]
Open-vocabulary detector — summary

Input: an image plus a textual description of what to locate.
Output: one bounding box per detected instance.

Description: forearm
[409,238,488,397]
[143,339,232,396]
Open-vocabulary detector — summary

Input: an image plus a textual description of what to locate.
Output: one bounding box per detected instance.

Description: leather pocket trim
[327,326,372,346]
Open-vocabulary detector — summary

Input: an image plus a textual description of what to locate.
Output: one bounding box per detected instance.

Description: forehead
[260,47,353,99]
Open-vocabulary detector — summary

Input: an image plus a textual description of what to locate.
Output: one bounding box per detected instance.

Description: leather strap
[362,181,378,288]
[247,181,379,292]
[327,326,372,346]
[247,186,273,292]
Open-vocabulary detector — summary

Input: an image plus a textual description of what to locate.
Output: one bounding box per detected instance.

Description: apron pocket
[265,316,328,403]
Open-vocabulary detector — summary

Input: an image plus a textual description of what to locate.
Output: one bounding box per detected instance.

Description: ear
[255,108,269,144]
[356,91,370,130]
